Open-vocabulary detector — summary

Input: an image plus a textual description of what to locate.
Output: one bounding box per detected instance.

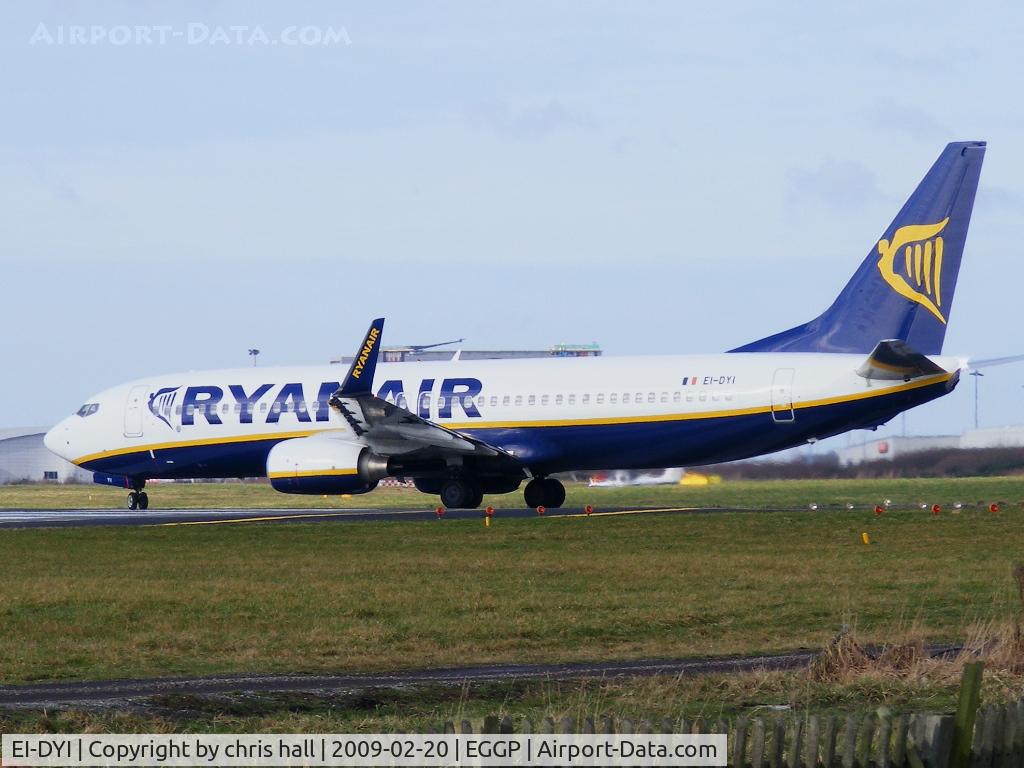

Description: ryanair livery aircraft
[46,142,986,511]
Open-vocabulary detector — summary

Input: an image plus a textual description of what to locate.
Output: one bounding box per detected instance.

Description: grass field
[3,478,1024,732]
[1,479,1023,684]
[3,476,1024,510]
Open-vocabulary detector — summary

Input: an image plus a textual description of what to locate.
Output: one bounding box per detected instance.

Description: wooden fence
[436,663,1024,767]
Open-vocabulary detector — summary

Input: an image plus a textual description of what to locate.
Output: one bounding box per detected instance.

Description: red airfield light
[931,504,941,515]
[485,506,495,517]
[536,505,546,516]
[874,505,884,516]
[585,505,593,516]
[990,503,1000,513]
[435,506,445,518]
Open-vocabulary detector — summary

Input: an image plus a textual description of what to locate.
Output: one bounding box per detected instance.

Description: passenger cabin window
[555,394,563,405]
[528,395,536,406]
[541,395,549,406]
[648,393,656,404]
[76,403,99,417]
[661,393,668,403]
[673,392,681,403]
[568,394,576,405]
[582,394,590,405]
[623,393,630,404]
[596,393,605,405]
[397,394,408,409]
[699,391,707,402]
[515,395,523,406]
[490,396,498,407]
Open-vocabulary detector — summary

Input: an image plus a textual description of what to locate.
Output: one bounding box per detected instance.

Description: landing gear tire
[524,478,565,508]
[541,478,565,508]
[138,491,149,510]
[127,491,139,511]
[439,478,483,509]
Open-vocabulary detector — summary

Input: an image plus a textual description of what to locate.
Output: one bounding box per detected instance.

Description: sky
[2,1,1024,452]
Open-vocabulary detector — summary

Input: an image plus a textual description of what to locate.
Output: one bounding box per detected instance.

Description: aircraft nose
[44,418,75,461]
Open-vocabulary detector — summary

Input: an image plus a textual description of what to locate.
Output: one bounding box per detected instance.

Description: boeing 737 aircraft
[46,141,987,510]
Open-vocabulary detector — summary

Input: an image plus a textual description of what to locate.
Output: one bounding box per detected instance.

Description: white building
[837,426,1024,466]
[0,427,91,484]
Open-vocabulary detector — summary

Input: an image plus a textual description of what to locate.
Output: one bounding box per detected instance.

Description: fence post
[751,719,767,768]
[805,716,820,768]
[842,715,859,768]
[822,716,838,768]
[857,715,875,768]
[789,719,804,768]
[734,717,749,768]
[877,710,892,768]
[950,661,984,768]
[893,714,908,768]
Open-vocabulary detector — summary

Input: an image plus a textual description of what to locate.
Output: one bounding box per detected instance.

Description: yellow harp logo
[876,217,950,324]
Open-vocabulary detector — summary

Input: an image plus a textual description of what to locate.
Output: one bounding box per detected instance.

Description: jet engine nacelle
[266,435,385,495]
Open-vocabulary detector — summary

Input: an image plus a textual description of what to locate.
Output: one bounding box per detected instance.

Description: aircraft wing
[855,339,948,380]
[328,318,516,461]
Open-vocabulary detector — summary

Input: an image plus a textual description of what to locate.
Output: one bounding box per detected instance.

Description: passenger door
[771,368,795,423]
[124,385,148,438]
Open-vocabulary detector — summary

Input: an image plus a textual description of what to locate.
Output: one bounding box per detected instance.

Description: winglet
[338,318,385,396]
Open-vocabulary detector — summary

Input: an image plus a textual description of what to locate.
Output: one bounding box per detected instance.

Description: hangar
[0,427,91,484]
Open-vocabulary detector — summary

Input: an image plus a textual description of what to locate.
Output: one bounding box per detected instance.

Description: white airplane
[588,468,685,487]
[46,142,987,511]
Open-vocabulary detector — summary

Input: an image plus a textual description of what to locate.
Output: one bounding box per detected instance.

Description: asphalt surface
[0,646,964,709]
[0,652,819,709]
[0,505,709,529]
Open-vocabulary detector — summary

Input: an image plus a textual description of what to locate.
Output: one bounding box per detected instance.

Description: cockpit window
[76,403,99,417]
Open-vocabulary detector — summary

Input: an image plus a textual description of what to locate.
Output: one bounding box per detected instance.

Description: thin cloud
[786,158,888,211]
[466,100,592,140]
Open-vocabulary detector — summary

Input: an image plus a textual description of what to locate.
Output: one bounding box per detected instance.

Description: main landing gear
[127,479,149,511]
[439,477,484,510]
[523,477,565,509]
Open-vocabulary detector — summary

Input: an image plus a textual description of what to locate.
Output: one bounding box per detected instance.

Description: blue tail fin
[732,141,986,355]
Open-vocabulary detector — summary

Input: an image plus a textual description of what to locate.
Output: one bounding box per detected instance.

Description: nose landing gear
[127,480,149,511]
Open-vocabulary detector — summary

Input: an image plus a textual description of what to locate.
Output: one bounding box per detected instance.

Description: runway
[0,505,712,529]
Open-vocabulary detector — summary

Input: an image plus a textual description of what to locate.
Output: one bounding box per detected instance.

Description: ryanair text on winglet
[351,327,380,380]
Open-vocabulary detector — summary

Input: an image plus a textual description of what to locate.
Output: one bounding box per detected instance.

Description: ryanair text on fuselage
[149,378,485,428]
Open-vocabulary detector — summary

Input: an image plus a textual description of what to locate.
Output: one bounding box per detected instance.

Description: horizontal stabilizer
[856,339,947,381]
